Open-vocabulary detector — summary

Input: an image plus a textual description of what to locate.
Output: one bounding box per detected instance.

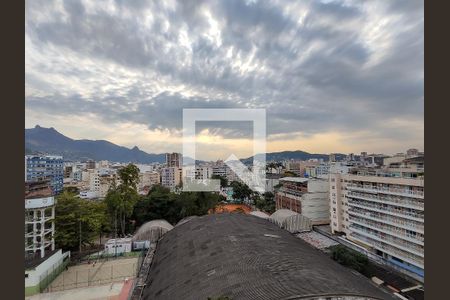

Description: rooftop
[105,238,133,245]
[279,177,309,183]
[25,249,60,270]
[142,213,394,300]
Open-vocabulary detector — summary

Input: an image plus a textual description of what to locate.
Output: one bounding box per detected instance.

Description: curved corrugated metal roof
[175,216,198,227]
[283,214,312,233]
[142,214,394,300]
[269,209,299,226]
[133,219,174,242]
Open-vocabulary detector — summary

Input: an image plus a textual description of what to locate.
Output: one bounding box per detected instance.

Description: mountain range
[25,125,344,163]
[25,125,166,163]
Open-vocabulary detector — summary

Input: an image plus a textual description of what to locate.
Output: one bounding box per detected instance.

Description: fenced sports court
[44,256,139,292]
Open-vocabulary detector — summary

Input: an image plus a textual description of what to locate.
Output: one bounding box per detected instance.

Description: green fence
[25,256,70,296]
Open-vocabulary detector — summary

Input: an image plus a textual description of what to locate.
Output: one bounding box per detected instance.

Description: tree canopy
[105,163,140,236]
[133,185,221,225]
[54,191,109,251]
[330,245,371,276]
[229,181,252,202]
[255,192,276,214]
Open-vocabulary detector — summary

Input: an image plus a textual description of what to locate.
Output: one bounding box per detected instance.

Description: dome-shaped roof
[133,219,174,242]
[175,216,198,227]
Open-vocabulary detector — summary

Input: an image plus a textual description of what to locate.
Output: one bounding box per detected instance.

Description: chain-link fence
[36,252,70,293]
[44,256,140,292]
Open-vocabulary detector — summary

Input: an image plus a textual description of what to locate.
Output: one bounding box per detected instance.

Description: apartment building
[196,166,213,180]
[139,171,161,190]
[73,170,82,182]
[275,177,330,225]
[285,160,320,177]
[305,163,330,178]
[97,160,110,168]
[161,167,182,190]
[329,155,424,279]
[25,180,55,258]
[88,168,119,198]
[63,164,73,179]
[166,152,182,168]
[25,155,64,194]
[89,169,101,193]
[212,161,228,178]
[85,160,96,169]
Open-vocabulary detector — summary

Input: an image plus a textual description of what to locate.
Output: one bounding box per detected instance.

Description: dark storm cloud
[25,0,423,142]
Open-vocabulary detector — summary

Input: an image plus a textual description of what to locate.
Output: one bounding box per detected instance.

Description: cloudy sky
[25,0,423,160]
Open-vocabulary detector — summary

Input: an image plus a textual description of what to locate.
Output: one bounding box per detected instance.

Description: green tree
[330,245,370,275]
[105,164,140,236]
[133,185,177,225]
[255,192,276,214]
[54,191,109,251]
[230,181,252,202]
[118,164,140,189]
[132,185,221,225]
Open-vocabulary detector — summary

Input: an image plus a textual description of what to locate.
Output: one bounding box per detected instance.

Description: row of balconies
[349,232,424,268]
[346,191,424,210]
[349,224,424,257]
[347,184,424,199]
[349,215,424,245]
[348,199,424,222]
[348,208,424,234]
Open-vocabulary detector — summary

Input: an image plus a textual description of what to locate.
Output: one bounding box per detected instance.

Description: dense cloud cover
[25,0,423,156]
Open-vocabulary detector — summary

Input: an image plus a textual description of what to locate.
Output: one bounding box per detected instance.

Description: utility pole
[114,209,117,258]
[79,218,82,253]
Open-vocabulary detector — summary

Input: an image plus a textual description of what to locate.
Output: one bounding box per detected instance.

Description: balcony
[350,232,424,268]
[348,199,424,222]
[347,191,423,210]
[348,209,424,234]
[349,217,424,246]
[347,184,424,199]
[349,225,424,257]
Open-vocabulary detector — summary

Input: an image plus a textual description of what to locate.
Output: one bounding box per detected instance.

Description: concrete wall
[303,178,330,224]
[25,250,70,296]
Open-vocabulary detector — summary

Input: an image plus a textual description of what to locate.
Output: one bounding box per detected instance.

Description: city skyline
[25,124,422,161]
[26,0,423,161]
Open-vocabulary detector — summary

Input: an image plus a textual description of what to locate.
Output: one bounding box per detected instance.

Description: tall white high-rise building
[329,155,424,280]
